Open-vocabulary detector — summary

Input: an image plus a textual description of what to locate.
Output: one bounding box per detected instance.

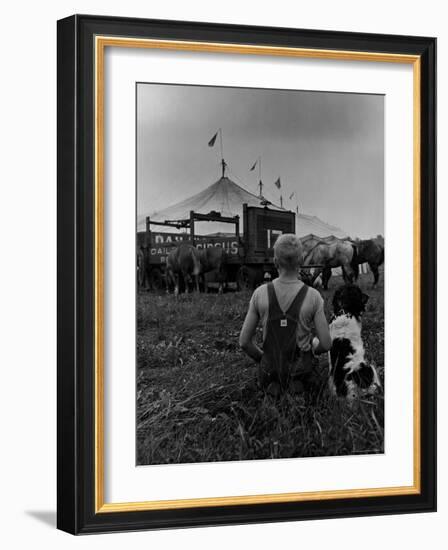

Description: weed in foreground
[136,274,384,465]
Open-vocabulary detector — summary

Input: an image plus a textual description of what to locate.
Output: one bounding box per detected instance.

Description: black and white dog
[328,284,381,402]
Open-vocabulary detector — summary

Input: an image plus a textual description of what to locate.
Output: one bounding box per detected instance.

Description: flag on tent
[250,159,258,171]
[274,177,281,189]
[289,192,295,200]
[208,131,218,147]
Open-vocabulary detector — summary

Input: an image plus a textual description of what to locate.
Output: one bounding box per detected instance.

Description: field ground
[136,272,384,465]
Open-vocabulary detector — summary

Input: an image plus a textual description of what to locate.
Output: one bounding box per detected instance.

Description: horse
[166,243,227,295]
[195,246,228,294]
[299,235,328,286]
[300,234,328,258]
[301,240,358,290]
[354,239,384,287]
[166,243,201,296]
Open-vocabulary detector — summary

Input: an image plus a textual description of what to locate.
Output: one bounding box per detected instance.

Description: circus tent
[295,213,348,239]
[137,175,348,239]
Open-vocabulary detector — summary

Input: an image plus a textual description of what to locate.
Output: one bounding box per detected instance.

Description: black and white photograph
[136,82,385,466]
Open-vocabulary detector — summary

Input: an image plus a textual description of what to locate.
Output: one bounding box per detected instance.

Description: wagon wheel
[237,266,256,291]
[148,267,164,291]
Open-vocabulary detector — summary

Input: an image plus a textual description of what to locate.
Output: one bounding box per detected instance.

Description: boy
[239,234,331,395]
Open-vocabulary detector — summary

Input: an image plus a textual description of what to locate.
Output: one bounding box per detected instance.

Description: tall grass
[136,274,384,465]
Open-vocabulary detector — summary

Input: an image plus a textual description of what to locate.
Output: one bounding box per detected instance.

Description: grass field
[136,273,384,465]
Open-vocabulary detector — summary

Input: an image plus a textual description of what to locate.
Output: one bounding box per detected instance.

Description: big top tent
[137,175,348,239]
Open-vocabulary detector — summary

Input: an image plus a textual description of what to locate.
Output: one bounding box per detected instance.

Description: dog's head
[332,284,369,319]
[299,270,313,286]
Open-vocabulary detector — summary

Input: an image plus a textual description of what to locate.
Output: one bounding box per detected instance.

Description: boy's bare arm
[239,308,263,362]
[312,308,332,353]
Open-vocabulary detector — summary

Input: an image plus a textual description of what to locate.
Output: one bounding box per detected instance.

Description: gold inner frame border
[94,35,421,514]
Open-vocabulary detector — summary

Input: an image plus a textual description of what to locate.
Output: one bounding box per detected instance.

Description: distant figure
[239,234,332,396]
[137,246,147,289]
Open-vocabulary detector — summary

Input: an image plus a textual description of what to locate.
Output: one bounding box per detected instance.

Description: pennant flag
[250,160,258,171]
[289,192,295,200]
[208,131,218,147]
[274,177,281,189]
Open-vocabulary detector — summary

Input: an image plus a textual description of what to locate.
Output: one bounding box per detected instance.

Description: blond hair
[273,234,303,271]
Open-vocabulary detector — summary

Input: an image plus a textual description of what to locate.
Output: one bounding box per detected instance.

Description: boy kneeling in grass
[239,234,332,396]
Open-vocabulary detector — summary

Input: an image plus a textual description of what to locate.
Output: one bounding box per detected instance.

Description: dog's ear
[332,288,343,312]
[299,270,311,285]
[361,293,369,306]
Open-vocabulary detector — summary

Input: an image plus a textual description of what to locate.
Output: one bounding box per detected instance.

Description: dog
[328,284,381,402]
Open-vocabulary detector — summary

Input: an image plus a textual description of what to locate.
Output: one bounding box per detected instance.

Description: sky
[137,83,384,239]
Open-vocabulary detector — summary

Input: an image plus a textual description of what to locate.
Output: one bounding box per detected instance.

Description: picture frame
[57,14,436,534]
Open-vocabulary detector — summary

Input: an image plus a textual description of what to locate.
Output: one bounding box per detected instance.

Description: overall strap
[262,283,308,387]
[267,282,284,318]
[285,284,309,321]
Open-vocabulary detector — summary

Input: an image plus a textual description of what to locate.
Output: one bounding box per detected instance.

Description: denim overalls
[259,282,312,390]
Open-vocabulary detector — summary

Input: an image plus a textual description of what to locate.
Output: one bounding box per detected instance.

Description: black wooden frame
[57,14,436,534]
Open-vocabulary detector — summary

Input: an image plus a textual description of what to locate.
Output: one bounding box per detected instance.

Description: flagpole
[219,128,226,177]
[219,128,223,159]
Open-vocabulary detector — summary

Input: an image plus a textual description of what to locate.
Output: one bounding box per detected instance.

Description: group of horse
[142,235,384,295]
[165,244,227,296]
[299,235,384,290]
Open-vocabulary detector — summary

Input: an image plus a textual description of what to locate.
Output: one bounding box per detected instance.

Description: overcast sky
[137,83,384,238]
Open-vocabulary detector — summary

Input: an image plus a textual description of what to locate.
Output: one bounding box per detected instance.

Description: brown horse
[166,243,201,296]
[166,243,227,295]
[195,246,228,293]
[301,240,358,290]
[354,239,384,287]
